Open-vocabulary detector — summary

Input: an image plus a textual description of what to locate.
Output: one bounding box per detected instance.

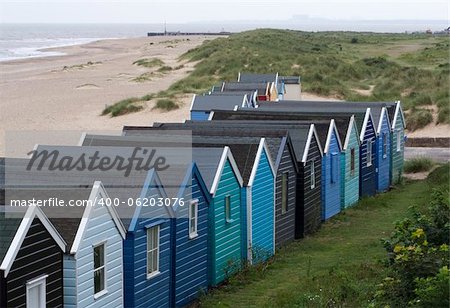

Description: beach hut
[255,101,379,197]
[221,108,361,209]
[389,101,406,184]
[208,91,258,107]
[238,72,279,101]
[5,159,127,308]
[138,123,299,248]
[189,94,249,121]
[172,119,323,238]
[0,205,66,308]
[82,137,213,307]
[221,82,271,102]
[82,135,244,287]
[279,76,301,100]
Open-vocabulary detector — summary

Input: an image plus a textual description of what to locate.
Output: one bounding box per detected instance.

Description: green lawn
[198,178,435,307]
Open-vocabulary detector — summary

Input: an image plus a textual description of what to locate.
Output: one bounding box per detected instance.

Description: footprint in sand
[76,84,101,90]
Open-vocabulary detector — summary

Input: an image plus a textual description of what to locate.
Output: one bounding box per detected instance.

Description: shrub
[406,109,433,131]
[351,37,358,44]
[133,58,164,68]
[412,266,449,307]
[102,97,142,116]
[153,99,179,111]
[404,158,434,173]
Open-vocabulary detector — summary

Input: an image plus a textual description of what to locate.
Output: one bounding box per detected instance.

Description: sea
[1,21,447,62]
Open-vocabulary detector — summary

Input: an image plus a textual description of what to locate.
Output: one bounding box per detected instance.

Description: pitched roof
[0,206,24,265]
[238,73,277,84]
[222,82,268,94]
[279,76,300,84]
[190,94,247,112]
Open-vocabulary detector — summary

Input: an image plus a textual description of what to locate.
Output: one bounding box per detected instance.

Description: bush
[404,158,434,173]
[374,185,450,306]
[133,58,164,67]
[102,97,143,117]
[154,99,179,111]
[406,109,433,131]
[351,37,358,44]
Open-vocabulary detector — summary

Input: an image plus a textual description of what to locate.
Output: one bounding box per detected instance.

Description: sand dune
[0,36,213,156]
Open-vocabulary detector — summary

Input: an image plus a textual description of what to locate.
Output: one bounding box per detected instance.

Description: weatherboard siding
[360,117,377,197]
[240,187,248,261]
[376,113,391,192]
[297,136,322,238]
[5,218,63,308]
[321,130,341,220]
[391,112,405,185]
[190,111,210,121]
[341,127,360,209]
[124,187,171,308]
[171,173,209,307]
[63,256,77,307]
[274,144,297,248]
[250,150,274,263]
[76,204,123,308]
[210,159,242,286]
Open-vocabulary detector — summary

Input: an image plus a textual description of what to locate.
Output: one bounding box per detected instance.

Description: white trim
[302,124,324,164]
[360,108,378,141]
[78,132,87,146]
[233,105,238,111]
[392,101,406,130]
[248,139,276,187]
[377,107,392,134]
[237,72,241,82]
[188,199,199,239]
[366,139,373,167]
[343,115,361,150]
[324,119,343,154]
[93,241,107,298]
[26,274,47,308]
[207,111,215,121]
[0,206,66,277]
[220,82,225,92]
[241,95,248,108]
[189,94,196,112]
[70,181,126,255]
[310,160,316,189]
[246,187,252,263]
[146,225,160,279]
[210,147,244,196]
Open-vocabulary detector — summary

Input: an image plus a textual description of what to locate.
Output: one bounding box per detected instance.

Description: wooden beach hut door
[26,275,47,308]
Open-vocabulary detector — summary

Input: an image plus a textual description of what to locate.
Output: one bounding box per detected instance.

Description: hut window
[331,153,338,183]
[383,132,388,158]
[350,148,356,175]
[281,172,288,214]
[147,226,160,278]
[26,275,47,307]
[93,243,106,296]
[396,130,401,152]
[310,160,316,189]
[189,200,198,239]
[366,140,373,167]
[225,195,232,223]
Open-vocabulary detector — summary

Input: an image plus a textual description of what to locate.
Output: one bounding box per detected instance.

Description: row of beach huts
[0,72,406,308]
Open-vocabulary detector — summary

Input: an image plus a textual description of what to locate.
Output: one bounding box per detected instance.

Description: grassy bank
[197,166,448,307]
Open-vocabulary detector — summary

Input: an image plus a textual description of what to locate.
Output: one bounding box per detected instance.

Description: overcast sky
[0,0,448,24]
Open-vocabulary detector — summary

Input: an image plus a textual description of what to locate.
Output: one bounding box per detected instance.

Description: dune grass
[404,158,435,173]
[102,94,156,117]
[197,166,448,307]
[133,58,164,68]
[153,99,179,111]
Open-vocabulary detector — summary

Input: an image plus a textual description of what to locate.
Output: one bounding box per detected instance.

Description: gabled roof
[190,94,248,112]
[377,107,392,134]
[222,82,268,95]
[0,205,66,277]
[279,76,301,84]
[238,72,278,84]
[360,108,377,141]
[392,101,406,129]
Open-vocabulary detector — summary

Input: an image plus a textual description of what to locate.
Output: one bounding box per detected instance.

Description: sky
[0,0,448,24]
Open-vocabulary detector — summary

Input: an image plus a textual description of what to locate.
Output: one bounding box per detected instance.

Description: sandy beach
[0,36,214,156]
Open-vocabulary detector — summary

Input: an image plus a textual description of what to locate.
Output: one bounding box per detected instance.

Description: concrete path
[405,147,450,163]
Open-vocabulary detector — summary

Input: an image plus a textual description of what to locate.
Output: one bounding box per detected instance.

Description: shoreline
[0,35,213,156]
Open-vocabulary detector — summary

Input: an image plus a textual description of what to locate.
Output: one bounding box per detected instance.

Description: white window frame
[189,200,199,239]
[26,275,48,308]
[382,132,388,159]
[225,195,232,223]
[367,140,373,167]
[147,226,160,279]
[396,130,401,152]
[281,172,288,214]
[310,160,316,189]
[350,148,355,176]
[93,241,107,299]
